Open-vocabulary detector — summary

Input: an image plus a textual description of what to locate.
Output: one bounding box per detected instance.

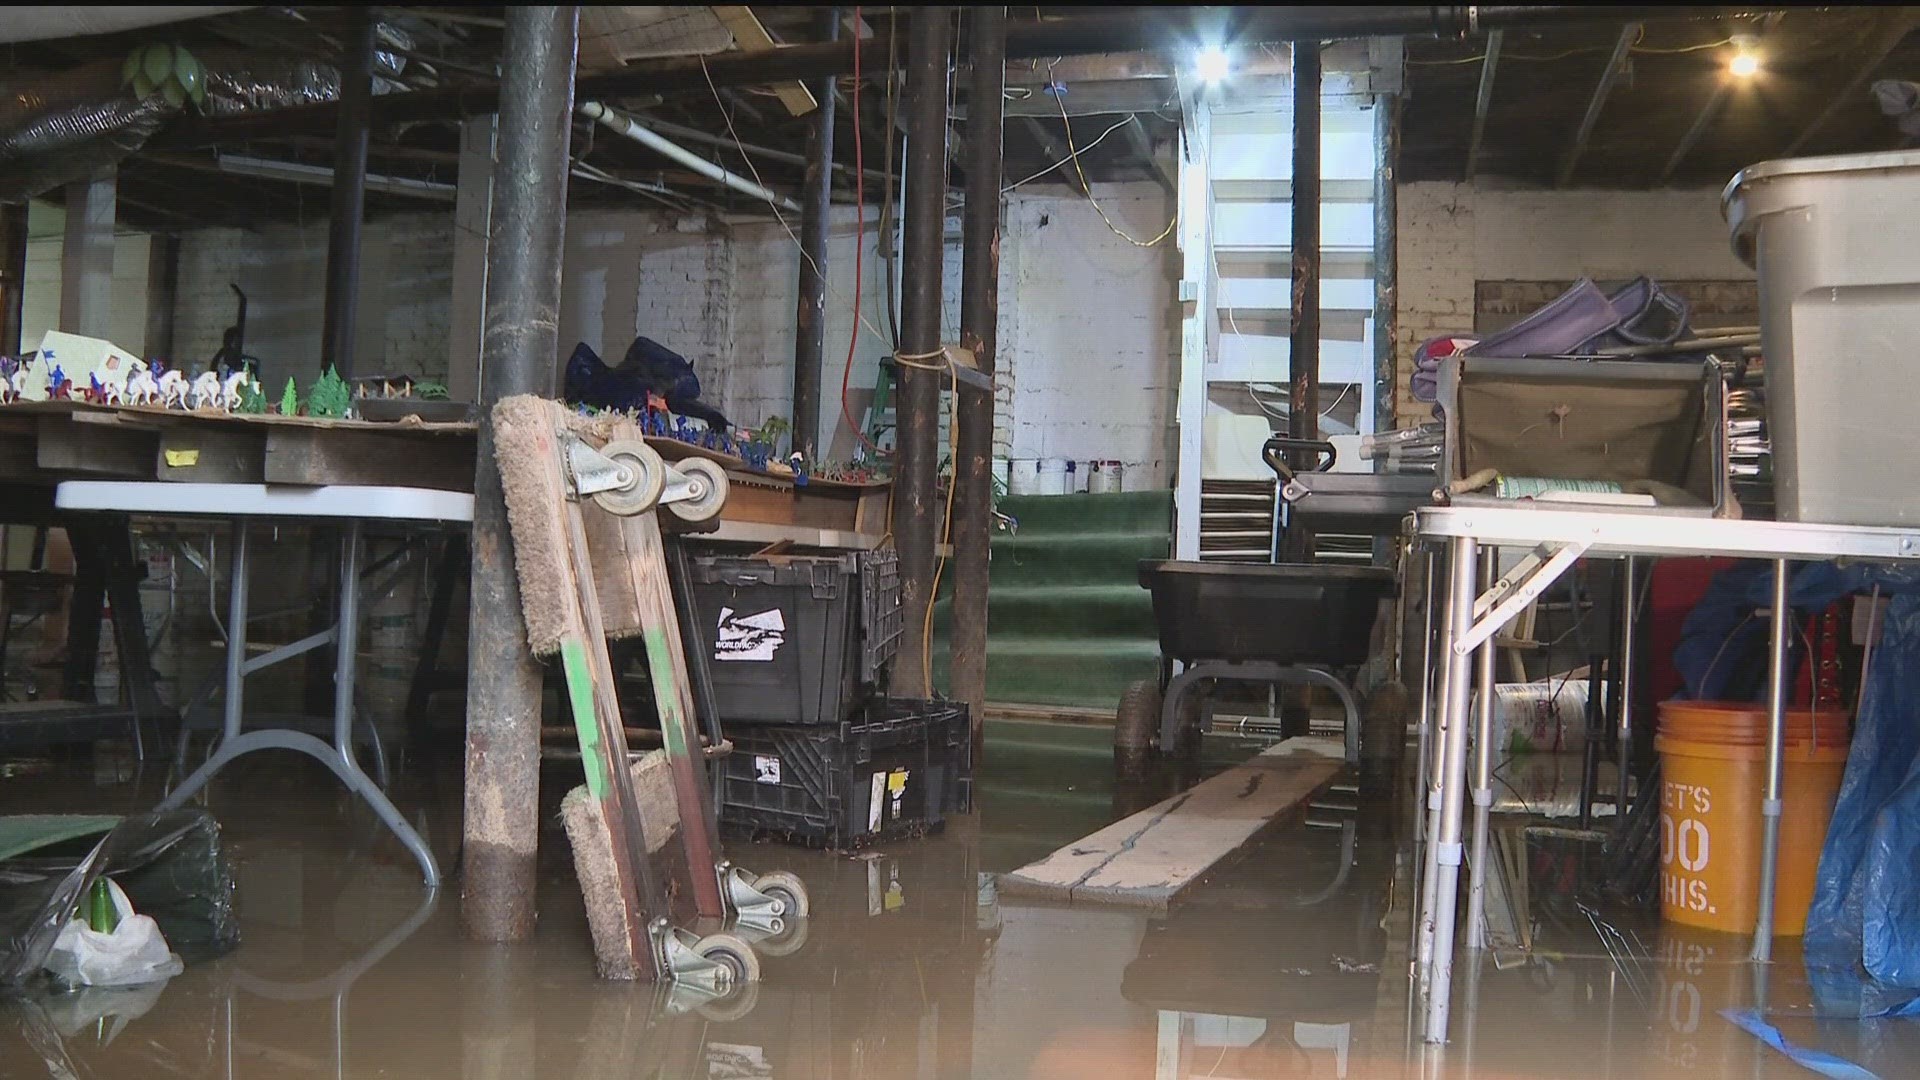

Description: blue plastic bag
[1806,566,1920,992]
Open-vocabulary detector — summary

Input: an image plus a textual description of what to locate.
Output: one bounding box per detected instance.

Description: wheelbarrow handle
[1263,437,1337,482]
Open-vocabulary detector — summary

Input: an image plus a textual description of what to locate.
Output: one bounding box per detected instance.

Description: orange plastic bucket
[1655,701,1850,935]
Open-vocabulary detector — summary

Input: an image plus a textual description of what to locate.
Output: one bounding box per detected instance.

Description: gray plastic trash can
[1725,149,1920,526]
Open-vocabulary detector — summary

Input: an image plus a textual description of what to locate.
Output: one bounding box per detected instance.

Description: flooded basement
[0,719,1910,1078]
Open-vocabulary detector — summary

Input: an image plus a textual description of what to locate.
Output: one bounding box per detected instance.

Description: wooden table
[0,401,890,544]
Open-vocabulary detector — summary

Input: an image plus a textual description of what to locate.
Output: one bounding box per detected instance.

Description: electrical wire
[892,345,961,695]
[999,114,1135,193]
[1050,61,1178,246]
[696,50,894,457]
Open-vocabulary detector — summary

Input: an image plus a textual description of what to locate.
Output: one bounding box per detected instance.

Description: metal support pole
[1750,558,1790,962]
[890,6,952,698]
[1465,548,1497,951]
[1,202,27,354]
[1616,556,1638,823]
[1286,41,1322,561]
[463,4,578,943]
[1412,547,1438,841]
[1421,535,1477,1041]
[1371,90,1398,445]
[952,5,1005,749]
[321,9,376,380]
[791,6,839,458]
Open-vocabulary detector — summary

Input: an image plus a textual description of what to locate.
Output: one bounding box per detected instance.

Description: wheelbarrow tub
[1138,560,1394,667]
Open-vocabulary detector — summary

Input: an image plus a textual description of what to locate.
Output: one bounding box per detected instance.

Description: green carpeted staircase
[932,490,1172,711]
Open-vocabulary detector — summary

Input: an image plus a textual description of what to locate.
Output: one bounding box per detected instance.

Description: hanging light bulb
[1195,45,1232,85]
[1728,35,1761,78]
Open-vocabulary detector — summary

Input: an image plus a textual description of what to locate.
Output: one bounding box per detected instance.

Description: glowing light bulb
[1195,46,1231,85]
[1729,49,1760,78]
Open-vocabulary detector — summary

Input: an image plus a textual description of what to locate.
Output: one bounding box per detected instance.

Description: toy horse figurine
[48,365,71,400]
[125,360,159,405]
[0,357,15,404]
[189,369,223,410]
[87,372,110,405]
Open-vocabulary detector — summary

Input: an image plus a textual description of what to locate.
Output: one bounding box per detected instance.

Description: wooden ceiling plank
[711,6,819,116]
[1558,23,1639,187]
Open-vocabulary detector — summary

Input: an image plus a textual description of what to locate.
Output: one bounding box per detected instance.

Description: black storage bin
[720,698,972,848]
[688,549,903,726]
[1138,560,1395,667]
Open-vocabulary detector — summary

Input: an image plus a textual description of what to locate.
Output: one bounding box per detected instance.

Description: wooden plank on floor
[998,737,1344,913]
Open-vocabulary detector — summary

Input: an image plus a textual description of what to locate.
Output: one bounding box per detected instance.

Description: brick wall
[1393,182,1752,424]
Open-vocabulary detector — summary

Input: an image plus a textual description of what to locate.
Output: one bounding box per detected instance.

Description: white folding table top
[1417,505,1920,563]
[55,482,474,523]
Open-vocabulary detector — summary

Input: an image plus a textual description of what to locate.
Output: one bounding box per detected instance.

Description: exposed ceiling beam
[1464,29,1502,180]
[1123,115,1175,196]
[1782,11,1919,157]
[1022,117,1089,195]
[1558,23,1638,187]
[159,7,1745,151]
[710,5,818,116]
[1002,82,1179,118]
[1660,11,1784,183]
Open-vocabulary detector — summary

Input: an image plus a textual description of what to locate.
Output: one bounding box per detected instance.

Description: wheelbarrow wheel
[1114,680,1160,758]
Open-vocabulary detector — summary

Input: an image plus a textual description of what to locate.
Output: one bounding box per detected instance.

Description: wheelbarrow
[1117,559,1394,764]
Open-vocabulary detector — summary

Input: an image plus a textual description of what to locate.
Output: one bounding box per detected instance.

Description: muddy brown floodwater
[1,719,1912,1077]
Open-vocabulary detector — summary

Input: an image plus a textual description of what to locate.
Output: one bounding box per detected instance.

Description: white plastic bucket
[1007,459,1041,496]
[1088,460,1124,494]
[1037,458,1071,496]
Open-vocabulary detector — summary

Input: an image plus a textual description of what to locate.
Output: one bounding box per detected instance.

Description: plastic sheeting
[1803,564,1920,1002]
[0,810,237,986]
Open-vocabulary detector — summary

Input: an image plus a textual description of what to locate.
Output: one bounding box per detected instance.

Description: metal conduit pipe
[577,100,800,212]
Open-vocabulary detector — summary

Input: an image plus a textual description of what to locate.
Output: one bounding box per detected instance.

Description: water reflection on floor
[0,720,1912,1078]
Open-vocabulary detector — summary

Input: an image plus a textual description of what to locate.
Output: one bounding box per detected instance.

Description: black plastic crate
[719,698,972,848]
[688,549,903,726]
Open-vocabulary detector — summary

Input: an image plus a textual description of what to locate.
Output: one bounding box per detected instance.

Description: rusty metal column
[1285,41,1322,562]
[321,8,376,380]
[791,7,839,457]
[463,5,578,941]
[952,6,1005,748]
[891,6,953,698]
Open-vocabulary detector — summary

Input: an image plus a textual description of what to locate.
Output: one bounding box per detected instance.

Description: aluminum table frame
[54,482,475,889]
[1410,503,1920,1044]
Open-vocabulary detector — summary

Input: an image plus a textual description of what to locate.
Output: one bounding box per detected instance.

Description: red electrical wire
[838,6,887,458]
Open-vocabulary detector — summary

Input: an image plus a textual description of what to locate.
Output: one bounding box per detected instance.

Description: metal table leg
[156,521,440,887]
[1616,557,1639,825]
[1418,536,1477,1032]
[1749,558,1790,962]
[1465,548,1497,951]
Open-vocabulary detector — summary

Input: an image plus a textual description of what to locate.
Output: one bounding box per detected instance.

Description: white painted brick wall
[1394,182,1753,424]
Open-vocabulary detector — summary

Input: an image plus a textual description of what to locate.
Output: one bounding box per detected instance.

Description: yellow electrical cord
[1051,66,1178,248]
[892,346,962,697]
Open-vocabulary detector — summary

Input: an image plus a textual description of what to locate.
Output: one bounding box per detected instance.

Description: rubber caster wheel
[667,457,729,522]
[693,932,761,986]
[752,870,809,919]
[753,914,811,958]
[592,440,666,516]
[696,980,761,1023]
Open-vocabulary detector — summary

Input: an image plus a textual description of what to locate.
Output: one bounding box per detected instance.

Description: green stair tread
[997,490,1173,533]
[931,584,1156,638]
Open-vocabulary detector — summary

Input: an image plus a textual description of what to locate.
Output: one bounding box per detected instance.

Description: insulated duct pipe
[577,101,800,212]
[0,7,244,44]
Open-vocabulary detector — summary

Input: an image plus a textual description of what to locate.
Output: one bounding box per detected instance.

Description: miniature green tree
[279,378,299,416]
[308,365,351,418]
[237,377,267,414]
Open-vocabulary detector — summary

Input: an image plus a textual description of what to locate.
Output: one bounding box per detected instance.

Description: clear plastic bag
[0,810,237,986]
[44,878,182,988]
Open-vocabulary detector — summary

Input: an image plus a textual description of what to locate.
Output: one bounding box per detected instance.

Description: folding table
[1410,503,1920,1043]
[53,482,474,888]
